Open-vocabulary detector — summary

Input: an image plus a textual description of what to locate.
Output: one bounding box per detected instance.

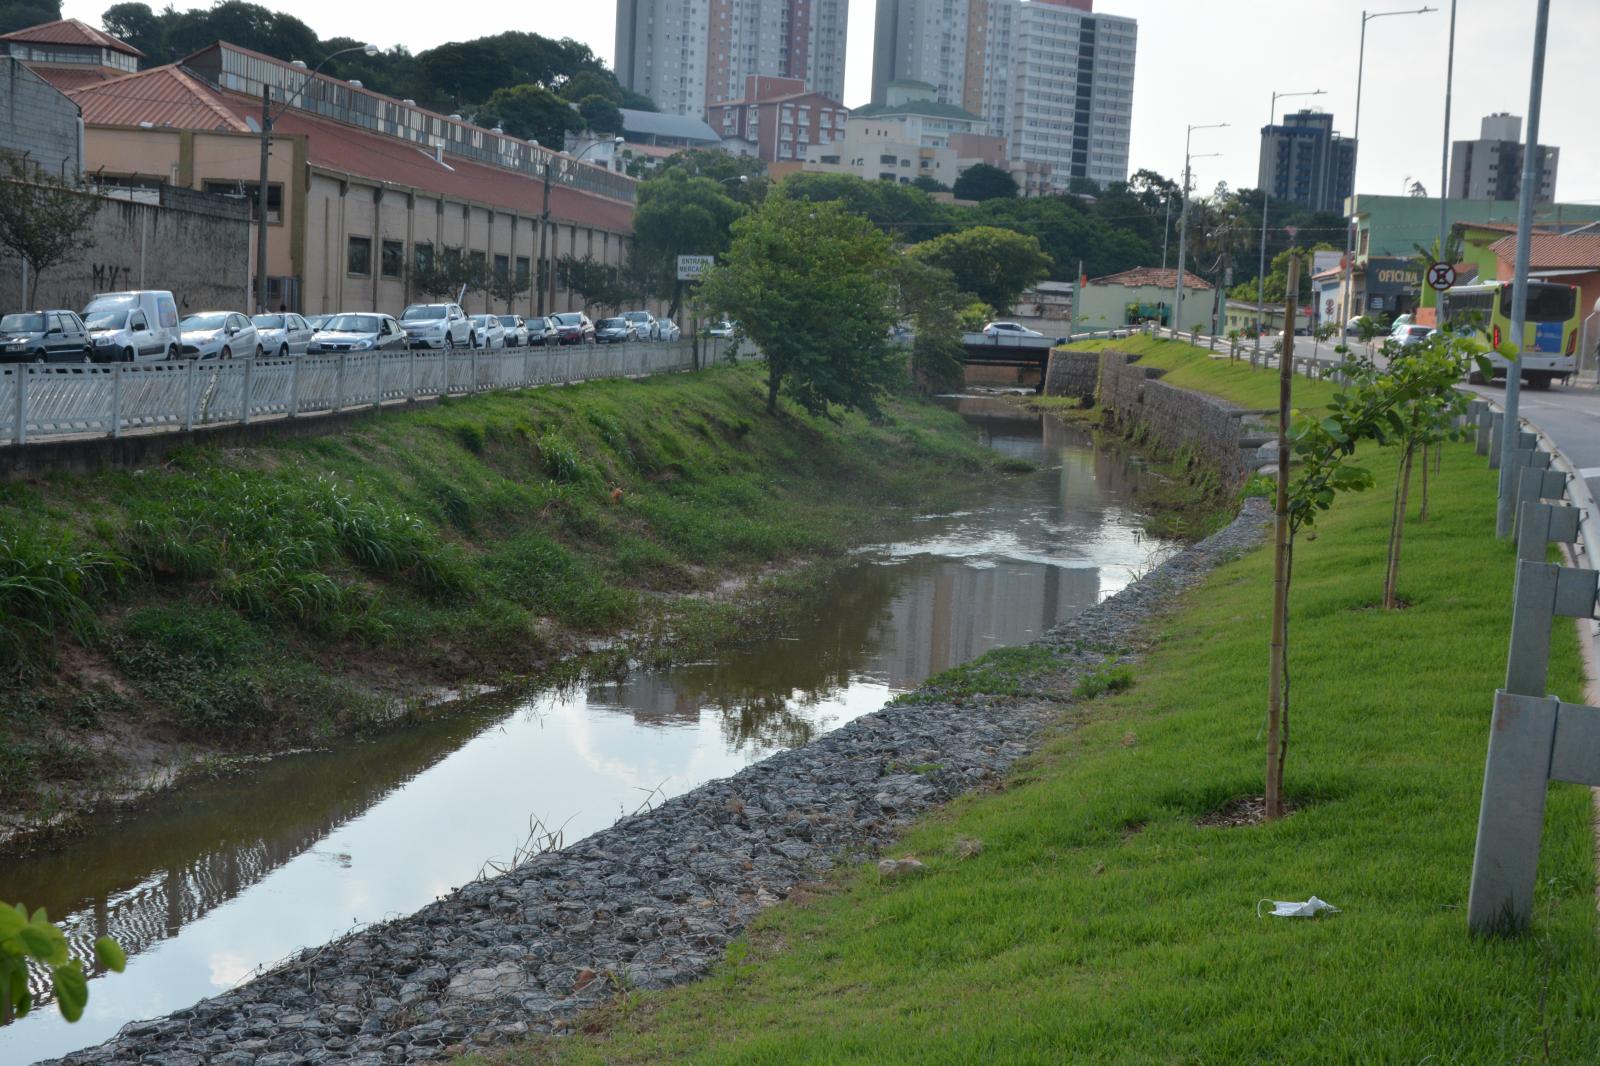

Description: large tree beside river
[700,194,901,418]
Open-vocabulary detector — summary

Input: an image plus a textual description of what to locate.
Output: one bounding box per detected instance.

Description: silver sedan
[179,311,260,359]
[251,312,314,358]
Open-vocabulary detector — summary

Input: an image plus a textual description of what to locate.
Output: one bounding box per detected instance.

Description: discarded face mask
[1256,896,1340,918]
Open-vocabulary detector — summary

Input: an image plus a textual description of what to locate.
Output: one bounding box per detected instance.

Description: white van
[82,290,181,363]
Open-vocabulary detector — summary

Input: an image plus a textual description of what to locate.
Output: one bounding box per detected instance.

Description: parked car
[82,290,180,361]
[981,321,1044,338]
[657,318,681,342]
[179,311,260,359]
[308,313,408,353]
[399,302,473,349]
[469,314,506,349]
[620,309,657,340]
[594,317,636,344]
[529,316,559,346]
[1389,323,1434,350]
[0,310,94,364]
[496,315,529,347]
[305,313,335,331]
[551,312,595,345]
[705,319,736,338]
[251,312,315,358]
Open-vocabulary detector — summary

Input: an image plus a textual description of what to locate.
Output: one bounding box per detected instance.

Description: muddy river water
[1,396,1172,1063]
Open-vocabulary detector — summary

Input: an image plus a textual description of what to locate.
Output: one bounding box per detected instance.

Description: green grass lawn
[1063,335,1343,413]
[479,434,1599,1064]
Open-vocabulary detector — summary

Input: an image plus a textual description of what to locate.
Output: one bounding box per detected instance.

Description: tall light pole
[1496,0,1551,538]
[255,42,378,313]
[1436,0,1458,265]
[1173,122,1227,337]
[1256,89,1325,352]
[534,135,624,318]
[1338,6,1436,336]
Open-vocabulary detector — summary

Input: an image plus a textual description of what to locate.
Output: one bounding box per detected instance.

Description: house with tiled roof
[1,17,142,92]
[62,34,640,318]
[1075,267,1215,332]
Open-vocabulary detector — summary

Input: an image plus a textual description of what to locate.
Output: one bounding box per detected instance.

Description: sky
[62,0,1600,206]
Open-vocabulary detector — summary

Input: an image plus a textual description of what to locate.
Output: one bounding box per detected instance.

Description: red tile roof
[0,18,143,58]
[70,65,252,132]
[1087,266,1214,291]
[28,66,126,92]
[72,63,630,233]
[1489,231,1600,271]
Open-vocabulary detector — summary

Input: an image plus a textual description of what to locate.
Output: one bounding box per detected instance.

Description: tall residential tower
[870,0,1136,188]
[615,0,847,119]
[1449,113,1558,202]
[1257,109,1355,215]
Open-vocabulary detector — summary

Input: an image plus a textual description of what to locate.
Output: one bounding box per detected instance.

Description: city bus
[1438,279,1580,388]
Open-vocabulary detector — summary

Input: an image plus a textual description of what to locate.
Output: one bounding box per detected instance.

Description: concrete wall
[0,59,81,175]
[1093,348,1255,486]
[1042,348,1098,402]
[0,185,250,313]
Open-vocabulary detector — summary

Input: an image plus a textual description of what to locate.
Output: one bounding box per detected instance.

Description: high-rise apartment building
[870,0,1135,189]
[1257,109,1355,215]
[1449,113,1558,202]
[615,0,846,119]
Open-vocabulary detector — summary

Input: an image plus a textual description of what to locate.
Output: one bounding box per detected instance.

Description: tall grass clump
[0,525,124,665]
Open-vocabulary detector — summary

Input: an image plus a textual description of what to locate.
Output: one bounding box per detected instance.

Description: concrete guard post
[1468,561,1600,934]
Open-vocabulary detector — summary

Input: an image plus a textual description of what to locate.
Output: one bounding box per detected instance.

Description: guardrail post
[289,353,300,417]
[14,367,27,445]
[1516,500,1581,563]
[334,353,346,413]
[184,360,196,432]
[110,365,123,439]
[407,347,416,402]
[241,356,253,426]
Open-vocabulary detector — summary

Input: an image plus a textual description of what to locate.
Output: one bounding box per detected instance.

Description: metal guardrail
[0,339,733,447]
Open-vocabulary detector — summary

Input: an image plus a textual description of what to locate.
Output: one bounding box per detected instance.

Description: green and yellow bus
[1439,279,1581,388]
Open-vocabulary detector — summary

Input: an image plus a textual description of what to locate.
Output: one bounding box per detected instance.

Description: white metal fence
[0,339,733,446]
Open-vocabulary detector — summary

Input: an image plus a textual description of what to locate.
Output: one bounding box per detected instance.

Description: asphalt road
[1468,380,1600,501]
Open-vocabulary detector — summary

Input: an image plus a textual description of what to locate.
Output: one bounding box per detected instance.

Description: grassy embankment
[0,365,1013,821]
[1050,334,1344,412]
[476,346,1600,1063]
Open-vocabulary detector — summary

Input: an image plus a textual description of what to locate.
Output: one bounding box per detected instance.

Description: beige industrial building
[63,38,639,318]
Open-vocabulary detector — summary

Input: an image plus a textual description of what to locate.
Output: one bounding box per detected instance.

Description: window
[203,180,282,224]
[469,250,487,277]
[415,242,434,275]
[515,257,530,289]
[347,236,372,276]
[381,239,404,279]
[494,254,510,287]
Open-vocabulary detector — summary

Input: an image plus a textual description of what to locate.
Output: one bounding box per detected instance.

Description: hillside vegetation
[0,367,1005,823]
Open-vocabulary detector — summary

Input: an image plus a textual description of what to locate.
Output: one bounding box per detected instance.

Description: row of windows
[344,237,540,284]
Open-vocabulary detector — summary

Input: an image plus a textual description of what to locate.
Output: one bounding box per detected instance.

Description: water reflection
[0,395,1167,1064]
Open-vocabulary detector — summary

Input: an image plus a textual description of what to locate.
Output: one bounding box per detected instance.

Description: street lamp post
[255,43,378,313]
[1338,6,1436,336]
[1256,89,1325,352]
[534,135,625,318]
[1173,123,1227,339]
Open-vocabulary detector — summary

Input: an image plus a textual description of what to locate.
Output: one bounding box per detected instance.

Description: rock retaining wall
[1041,349,1100,403]
[1096,349,1258,486]
[48,501,1270,1066]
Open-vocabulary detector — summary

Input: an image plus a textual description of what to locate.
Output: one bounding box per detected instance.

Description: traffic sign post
[677,255,714,282]
[1427,262,1457,292]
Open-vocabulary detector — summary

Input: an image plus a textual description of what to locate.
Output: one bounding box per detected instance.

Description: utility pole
[536,154,552,318]
[1496,0,1550,538]
[1437,0,1458,267]
[255,88,271,314]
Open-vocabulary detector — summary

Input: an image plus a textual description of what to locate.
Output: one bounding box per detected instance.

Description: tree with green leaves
[631,169,746,316]
[0,154,100,307]
[2,901,125,1024]
[575,95,624,135]
[907,226,1050,313]
[476,84,575,146]
[555,254,637,313]
[890,257,966,394]
[952,164,1017,202]
[782,172,951,242]
[700,194,900,417]
[910,175,949,195]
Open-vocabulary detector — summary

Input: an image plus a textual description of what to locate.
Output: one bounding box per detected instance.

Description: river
[0,396,1172,1064]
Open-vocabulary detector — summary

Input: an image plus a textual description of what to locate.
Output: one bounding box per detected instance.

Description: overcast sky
[64,0,1600,206]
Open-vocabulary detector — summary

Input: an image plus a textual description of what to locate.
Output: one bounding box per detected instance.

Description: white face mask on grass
[1256,896,1341,918]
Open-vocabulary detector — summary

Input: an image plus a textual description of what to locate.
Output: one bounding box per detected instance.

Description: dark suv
[0,310,94,363]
